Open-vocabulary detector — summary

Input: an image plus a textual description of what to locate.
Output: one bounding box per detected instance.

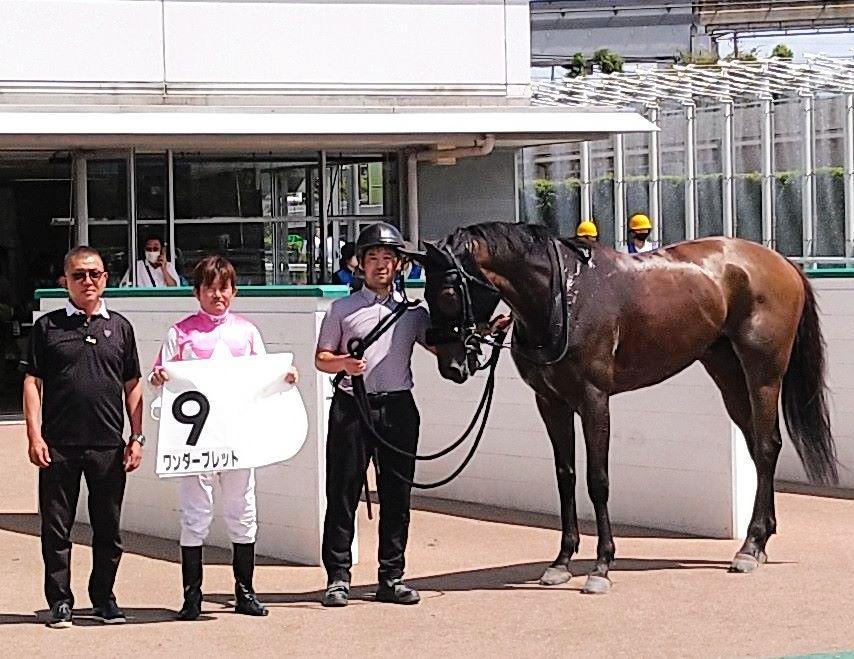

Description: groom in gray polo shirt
[315,222,430,607]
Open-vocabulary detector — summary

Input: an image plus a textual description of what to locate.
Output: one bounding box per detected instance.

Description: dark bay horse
[418,222,837,594]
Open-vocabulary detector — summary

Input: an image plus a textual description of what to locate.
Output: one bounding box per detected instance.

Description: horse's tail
[781,268,838,485]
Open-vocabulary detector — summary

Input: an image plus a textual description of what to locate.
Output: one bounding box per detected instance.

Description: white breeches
[179,468,257,546]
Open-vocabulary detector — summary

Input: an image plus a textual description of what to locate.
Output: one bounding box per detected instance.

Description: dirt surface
[1,423,852,658]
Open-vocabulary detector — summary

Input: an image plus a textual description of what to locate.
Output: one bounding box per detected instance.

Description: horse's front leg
[580,386,615,594]
[535,394,579,586]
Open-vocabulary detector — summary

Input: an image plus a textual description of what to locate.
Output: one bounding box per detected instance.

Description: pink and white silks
[153,310,266,547]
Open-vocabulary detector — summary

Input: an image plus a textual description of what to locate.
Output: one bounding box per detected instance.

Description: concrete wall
[778,278,854,490]
[38,294,344,566]
[42,275,854,558]
[0,0,530,100]
[418,150,519,241]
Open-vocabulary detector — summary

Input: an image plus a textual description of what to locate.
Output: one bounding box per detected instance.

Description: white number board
[154,353,308,477]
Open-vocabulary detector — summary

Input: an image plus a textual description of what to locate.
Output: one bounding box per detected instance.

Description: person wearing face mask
[626,214,656,254]
[120,235,180,288]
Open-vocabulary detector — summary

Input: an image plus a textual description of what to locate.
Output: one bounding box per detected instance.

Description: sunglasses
[69,270,106,282]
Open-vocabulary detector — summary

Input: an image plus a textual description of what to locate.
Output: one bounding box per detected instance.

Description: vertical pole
[73,154,88,246]
[580,140,592,221]
[722,99,735,237]
[684,102,697,240]
[166,150,176,266]
[306,165,316,285]
[648,105,661,246]
[407,151,419,247]
[270,169,281,285]
[802,93,815,259]
[613,133,626,250]
[761,96,774,248]
[319,150,329,282]
[127,148,137,287]
[844,92,854,258]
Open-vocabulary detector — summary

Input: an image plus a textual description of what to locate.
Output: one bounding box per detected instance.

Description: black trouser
[38,445,126,608]
[322,390,419,584]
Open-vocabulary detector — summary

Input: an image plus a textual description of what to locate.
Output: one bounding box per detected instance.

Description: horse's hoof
[729,552,767,573]
[539,565,572,586]
[581,574,611,594]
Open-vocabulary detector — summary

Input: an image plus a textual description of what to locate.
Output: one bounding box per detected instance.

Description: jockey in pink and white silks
[153,308,266,550]
[149,256,297,620]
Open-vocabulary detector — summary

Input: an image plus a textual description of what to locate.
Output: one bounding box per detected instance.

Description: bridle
[333,246,505,511]
[425,245,503,374]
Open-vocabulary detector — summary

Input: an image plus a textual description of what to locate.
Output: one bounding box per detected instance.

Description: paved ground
[1,422,852,658]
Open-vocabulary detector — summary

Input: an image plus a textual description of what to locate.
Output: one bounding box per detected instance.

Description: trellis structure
[532,56,854,261]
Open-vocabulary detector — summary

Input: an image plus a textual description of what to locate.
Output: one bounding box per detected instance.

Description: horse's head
[419,237,502,384]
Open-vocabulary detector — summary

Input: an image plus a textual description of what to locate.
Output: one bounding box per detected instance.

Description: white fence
[36,275,852,564]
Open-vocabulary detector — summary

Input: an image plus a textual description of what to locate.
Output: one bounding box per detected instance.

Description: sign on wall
[153,353,308,477]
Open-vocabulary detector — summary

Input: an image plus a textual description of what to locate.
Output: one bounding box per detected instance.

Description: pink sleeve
[153,326,180,369]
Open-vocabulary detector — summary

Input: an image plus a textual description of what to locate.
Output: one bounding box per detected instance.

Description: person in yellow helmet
[627,214,654,254]
[576,220,598,242]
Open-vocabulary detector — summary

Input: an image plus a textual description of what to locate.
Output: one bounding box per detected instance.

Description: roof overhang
[0,105,656,151]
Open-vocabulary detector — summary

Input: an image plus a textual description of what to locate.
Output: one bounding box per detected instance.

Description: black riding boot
[176,546,203,621]
[233,543,268,616]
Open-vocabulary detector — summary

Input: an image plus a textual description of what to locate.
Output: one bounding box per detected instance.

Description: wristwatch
[128,433,146,446]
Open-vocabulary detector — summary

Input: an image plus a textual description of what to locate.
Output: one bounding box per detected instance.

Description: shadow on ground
[410,495,698,539]
[202,557,734,607]
[0,513,294,566]
[0,607,206,626]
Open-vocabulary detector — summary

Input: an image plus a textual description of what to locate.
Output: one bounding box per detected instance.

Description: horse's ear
[422,241,451,267]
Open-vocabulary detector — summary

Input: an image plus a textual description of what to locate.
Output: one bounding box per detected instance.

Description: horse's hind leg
[535,394,579,586]
[702,338,782,573]
[731,340,785,572]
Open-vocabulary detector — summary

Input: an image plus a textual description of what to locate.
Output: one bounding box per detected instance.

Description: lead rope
[349,335,502,489]
[334,300,504,516]
[334,298,418,518]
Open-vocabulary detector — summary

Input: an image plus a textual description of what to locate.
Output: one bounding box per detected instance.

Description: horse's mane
[443,222,555,260]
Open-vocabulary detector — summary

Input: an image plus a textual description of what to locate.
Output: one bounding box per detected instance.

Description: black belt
[365,390,410,404]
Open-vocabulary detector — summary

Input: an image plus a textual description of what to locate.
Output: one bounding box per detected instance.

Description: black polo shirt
[27,301,141,448]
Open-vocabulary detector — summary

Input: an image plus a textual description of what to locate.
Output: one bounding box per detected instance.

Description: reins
[334,288,504,518]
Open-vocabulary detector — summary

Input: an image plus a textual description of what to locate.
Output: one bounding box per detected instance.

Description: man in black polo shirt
[24,246,143,628]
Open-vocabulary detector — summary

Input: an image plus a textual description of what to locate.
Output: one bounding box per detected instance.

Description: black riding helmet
[355,222,420,259]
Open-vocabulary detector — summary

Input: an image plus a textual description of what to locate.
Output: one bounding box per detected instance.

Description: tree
[592,48,624,74]
[564,50,624,78]
[771,43,793,59]
[563,52,587,78]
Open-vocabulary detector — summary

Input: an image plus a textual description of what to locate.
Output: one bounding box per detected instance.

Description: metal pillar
[801,93,816,259]
[761,97,774,248]
[406,151,419,247]
[613,133,626,249]
[73,154,88,246]
[319,150,330,282]
[648,106,661,246]
[580,140,592,221]
[722,100,735,238]
[127,148,137,286]
[844,92,854,257]
[684,102,697,241]
[306,165,317,285]
[166,150,176,264]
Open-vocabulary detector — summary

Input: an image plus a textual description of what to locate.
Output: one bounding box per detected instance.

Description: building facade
[0,0,654,415]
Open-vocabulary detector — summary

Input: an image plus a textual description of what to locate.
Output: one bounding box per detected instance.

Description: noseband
[426,246,502,371]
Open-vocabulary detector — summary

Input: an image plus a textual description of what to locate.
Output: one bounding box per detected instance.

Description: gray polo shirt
[317,286,430,394]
